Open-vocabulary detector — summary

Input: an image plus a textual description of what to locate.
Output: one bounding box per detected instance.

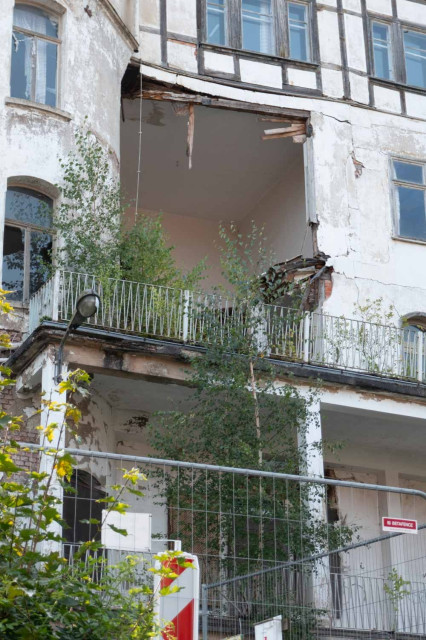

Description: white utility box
[101,511,152,552]
[254,615,283,640]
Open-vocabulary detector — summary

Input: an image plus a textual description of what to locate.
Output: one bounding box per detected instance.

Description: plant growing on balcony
[0,291,181,639]
[148,224,355,639]
[320,298,403,378]
[384,568,411,631]
[54,127,205,290]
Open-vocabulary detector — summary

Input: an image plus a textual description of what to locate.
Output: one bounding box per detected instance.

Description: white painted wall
[149,210,229,290]
[240,150,311,263]
[0,0,133,321]
[311,110,426,323]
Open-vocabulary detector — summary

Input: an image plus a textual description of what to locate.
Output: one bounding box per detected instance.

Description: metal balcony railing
[28,270,426,383]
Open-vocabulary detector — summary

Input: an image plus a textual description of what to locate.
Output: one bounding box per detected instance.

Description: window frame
[370,18,394,82]
[367,15,426,91]
[287,1,311,63]
[206,0,229,48]
[402,26,426,90]
[391,157,426,243]
[203,0,316,63]
[11,2,62,108]
[3,185,54,303]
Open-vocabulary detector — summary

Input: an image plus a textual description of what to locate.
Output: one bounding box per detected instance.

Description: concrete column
[39,349,67,555]
[297,394,330,612]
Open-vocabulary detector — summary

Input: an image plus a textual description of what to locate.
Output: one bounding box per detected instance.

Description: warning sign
[382,517,417,534]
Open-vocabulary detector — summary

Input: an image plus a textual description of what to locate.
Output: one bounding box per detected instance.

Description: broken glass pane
[2,226,24,301]
[14,5,58,38]
[6,187,52,228]
[30,231,52,296]
[398,186,426,240]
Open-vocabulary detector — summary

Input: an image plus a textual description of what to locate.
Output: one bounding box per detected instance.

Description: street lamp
[55,289,100,383]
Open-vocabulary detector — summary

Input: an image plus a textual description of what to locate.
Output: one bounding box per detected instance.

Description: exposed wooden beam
[262,123,306,140]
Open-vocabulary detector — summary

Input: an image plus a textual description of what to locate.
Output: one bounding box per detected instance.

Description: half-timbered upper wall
[139,0,426,120]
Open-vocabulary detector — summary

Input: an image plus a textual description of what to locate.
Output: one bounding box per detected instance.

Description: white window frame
[241,0,275,55]
[204,0,315,62]
[206,0,228,47]
[287,1,311,63]
[371,19,394,81]
[391,157,426,242]
[402,27,426,90]
[11,2,62,107]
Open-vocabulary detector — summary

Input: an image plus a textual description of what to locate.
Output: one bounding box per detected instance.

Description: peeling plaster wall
[0,0,133,324]
[311,110,426,322]
[68,387,116,489]
[137,0,426,321]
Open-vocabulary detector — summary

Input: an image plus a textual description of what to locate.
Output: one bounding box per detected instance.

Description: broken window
[2,187,53,302]
[392,160,426,242]
[11,4,59,107]
[205,0,313,61]
[371,21,393,81]
[403,29,426,89]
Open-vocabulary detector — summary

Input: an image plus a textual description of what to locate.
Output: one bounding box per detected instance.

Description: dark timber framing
[137,0,426,110]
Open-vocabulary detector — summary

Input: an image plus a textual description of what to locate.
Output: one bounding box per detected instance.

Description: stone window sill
[5,97,72,122]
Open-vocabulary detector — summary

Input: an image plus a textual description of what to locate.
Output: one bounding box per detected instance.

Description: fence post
[52,270,61,322]
[417,331,424,382]
[201,584,208,640]
[182,290,191,342]
[303,312,311,362]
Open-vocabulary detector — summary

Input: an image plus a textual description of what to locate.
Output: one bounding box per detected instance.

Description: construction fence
[20,444,426,640]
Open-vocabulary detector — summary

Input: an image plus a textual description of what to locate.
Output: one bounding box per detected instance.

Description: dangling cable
[134,70,143,222]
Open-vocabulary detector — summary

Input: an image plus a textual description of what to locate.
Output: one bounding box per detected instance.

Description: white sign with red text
[382,517,417,534]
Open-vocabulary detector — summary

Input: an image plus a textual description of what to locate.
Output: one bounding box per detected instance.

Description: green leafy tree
[120,213,206,289]
[0,290,183,639]
[54,127,122,280]
[148,224,354,637]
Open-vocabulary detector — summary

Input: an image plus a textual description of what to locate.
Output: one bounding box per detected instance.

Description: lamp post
[55,289,100,383]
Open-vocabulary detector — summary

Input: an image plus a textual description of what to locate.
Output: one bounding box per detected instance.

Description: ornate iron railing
[28,270,425,382]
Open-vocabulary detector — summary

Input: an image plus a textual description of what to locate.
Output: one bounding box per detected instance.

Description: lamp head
[70,290,100,329]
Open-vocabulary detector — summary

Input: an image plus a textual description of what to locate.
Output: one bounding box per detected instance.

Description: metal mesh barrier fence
[18,445,426,639]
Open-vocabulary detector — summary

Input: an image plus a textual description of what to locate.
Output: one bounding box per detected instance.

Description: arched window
[63,470,106,558]
[2,186,53,301]
[403,314,426,379]
[11,3,60,107]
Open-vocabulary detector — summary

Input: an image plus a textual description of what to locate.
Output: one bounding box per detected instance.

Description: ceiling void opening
[121,87,312,290]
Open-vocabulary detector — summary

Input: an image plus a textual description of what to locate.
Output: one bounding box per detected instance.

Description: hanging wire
[134,71,143,223]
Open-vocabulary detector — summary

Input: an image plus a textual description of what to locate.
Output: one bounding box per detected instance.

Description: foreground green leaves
[0,292,176,639]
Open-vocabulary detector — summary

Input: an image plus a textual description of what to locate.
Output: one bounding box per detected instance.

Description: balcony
[28,270,426,384]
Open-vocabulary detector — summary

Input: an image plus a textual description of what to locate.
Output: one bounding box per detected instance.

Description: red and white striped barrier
[154,553,199,640]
